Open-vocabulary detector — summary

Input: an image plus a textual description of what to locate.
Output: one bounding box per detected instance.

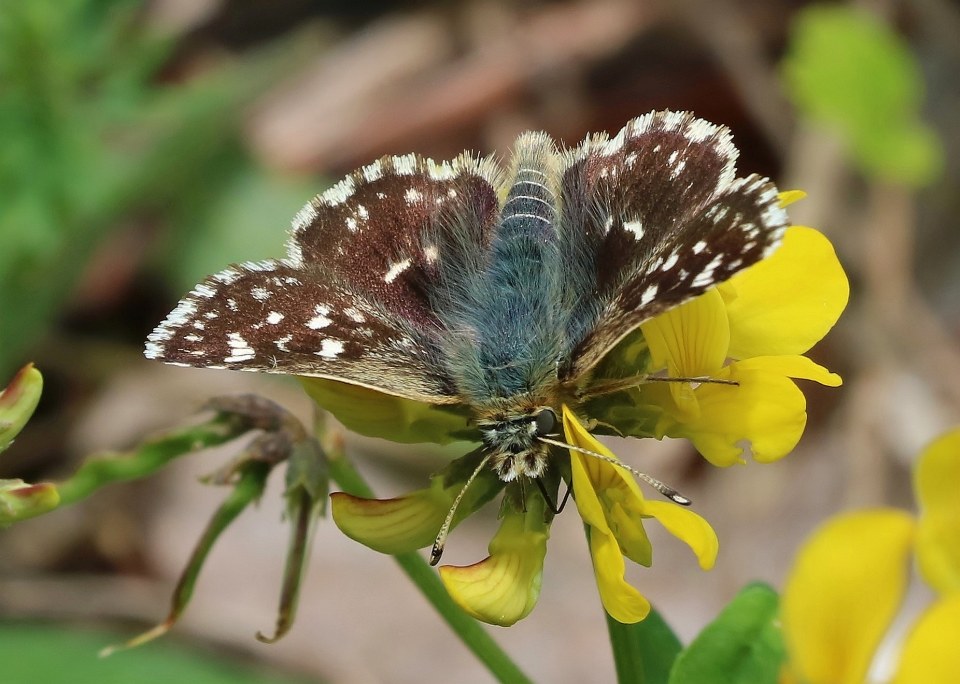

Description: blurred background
[1,0,958,682]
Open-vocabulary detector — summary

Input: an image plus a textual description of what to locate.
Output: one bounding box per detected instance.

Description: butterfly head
[477,404,559,482]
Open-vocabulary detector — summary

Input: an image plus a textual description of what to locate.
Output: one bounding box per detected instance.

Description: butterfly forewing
[147,153,503,403]
[558,111,788,377]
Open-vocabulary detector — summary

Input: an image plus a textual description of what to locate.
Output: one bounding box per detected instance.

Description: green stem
[56,419,239,506]
[592,524,681,684]
[327,448,532,684]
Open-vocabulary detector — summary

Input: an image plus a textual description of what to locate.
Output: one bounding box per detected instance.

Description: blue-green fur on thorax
[439,133,567,404]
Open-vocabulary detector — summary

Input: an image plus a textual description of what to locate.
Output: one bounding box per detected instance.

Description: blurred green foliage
[0,622,316,684]
[0,0,315,377]
[782,5,942,186]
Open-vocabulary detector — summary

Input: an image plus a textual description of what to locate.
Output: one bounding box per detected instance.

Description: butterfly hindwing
[558,111,788,377]
[147,154,504,403]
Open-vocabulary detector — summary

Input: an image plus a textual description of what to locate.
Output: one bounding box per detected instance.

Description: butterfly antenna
[583,375,738,400]
[537,436,691,506]
[430,452,493,566]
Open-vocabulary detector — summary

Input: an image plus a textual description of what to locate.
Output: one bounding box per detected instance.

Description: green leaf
[668,583,784,684]
[0,622,312,684]
[606,607,682,684]
[782,5,942,186]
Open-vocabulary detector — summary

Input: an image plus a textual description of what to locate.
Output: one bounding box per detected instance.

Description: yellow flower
[327,199,848,627]
[563,406,718,623]
[781,428,960,684]
[595,224,848,467]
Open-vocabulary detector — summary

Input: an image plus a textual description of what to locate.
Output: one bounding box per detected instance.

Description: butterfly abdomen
[445,133,566,402]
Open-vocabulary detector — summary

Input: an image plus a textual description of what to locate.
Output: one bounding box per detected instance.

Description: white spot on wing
[404,188,423,204]
[362,160,383,182]
[144,341,164,359]
[393,154,417,175]
[693,240,707,255]
[670,159,687,179]
[692,254,725,287]
[661,253,679,271]
[623,220,644,240]
[193,284,216,299]
[315,339,345,359]
[224,332,256,363]
[307,304,332,330]
[167,300,197,328]
[213,269,241,285]
[384,258,411,283]
[640,284,659,306]
[251,286,271,301]
[684,118,720,143]
[292,200,319,234]
[266,311,284,325]
[321,176,356,206]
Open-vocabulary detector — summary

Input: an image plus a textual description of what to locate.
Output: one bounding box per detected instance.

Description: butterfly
[146,110,787,546]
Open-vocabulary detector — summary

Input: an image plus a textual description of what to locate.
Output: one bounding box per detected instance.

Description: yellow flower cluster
[781,429,960,683]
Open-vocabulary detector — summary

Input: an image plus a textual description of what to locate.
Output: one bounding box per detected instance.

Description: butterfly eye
[533,408,557,436]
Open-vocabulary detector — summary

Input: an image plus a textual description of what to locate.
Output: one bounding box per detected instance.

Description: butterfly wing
[146,153,502,404]
[558,111,789,378]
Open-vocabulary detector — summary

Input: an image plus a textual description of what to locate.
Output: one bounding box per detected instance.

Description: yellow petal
[589,525,651,623]
[778,190,807,207]
[562,406,646,510]
[718,226,849,359]
[640,500,718,570]
[736,354,842,387]
[892,593,960,684]
[564,412,653,566]
[642,288,730,376]
[781,509,915,684]
[914,427,960,593]
[439,492,550,626]
[563,406,712,623]
[641,288,730,417]
[660,360,811,466]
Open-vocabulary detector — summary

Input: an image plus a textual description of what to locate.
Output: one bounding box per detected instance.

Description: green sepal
[299,377,474,445]
[668,582,785,684]
[258,437,329,644]
[101,459,273,656]
[582,328,662,440]
[0,364,43,453]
